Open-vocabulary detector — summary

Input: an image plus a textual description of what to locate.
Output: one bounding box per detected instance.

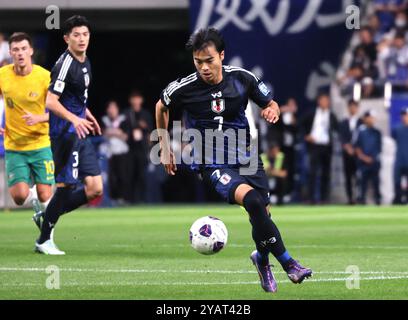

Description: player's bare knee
[12,193,28,206]
[37,190,52,203]
[86,184,103,200]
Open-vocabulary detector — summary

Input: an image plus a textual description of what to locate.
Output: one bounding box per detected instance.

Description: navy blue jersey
[354,125,382,165]
[48,50,91,138]
[160,65,273,171]
[392,124,408,165]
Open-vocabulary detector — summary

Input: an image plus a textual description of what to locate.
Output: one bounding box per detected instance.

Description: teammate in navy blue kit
[35,16,103,255]
[392,107,408,204]
[155,28,312,292]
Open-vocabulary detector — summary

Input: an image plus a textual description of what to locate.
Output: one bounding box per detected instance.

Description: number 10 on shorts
[72,151,79,179]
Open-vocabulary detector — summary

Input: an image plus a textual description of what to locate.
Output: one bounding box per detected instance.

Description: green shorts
[5,147,55,187]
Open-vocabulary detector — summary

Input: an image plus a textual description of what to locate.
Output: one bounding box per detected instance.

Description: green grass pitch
[0,205,407,300]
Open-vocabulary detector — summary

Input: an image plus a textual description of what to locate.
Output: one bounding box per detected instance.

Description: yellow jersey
[0,64,51,151]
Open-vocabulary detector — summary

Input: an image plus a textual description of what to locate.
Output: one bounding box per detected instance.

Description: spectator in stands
[101,100,129,204]
[378,31,408,90]
[301,93,338,204]
[122,90,153,203]
[374,0,407,32]
[339,100,363,205]
[357,26,378,63]
[383,10,408,41]
[262,143,288,206]
[339,64,365,96]
[392,107,408,204]
[354,111,382,205]
[368,14,386,43]
[0,33,11,66]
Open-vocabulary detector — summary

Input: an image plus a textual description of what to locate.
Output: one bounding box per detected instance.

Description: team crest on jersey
[211,98,225,114]
[84,74,90,87]
[28,92,39,98]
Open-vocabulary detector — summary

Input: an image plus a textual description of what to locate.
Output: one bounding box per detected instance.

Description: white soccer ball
[189,216,228,255]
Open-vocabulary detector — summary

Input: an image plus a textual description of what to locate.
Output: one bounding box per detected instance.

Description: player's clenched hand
[0,128,4,136]
[161,150,177,176]
[261,105,280,124]
[22,112,41,126]
[72,117,94,139]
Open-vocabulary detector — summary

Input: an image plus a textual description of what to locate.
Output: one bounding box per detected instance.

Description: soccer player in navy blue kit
[155,28,312,292]
[35,16,103,255]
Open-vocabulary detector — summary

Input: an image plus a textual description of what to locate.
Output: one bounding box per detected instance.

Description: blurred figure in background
[378,32,408,90]
[354,111,382,205]
[101,100,128,204]
[123,90,153,203]
[339,100,363,204]
[392,107,408,204]
[374,0,407,33]
[278,98,298,200]
[0,33,11,66]
[262,143,288,206]
[301,93,338,204]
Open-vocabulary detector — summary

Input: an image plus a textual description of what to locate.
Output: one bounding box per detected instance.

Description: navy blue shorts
[202,167,270,206]
[51,135,101,184]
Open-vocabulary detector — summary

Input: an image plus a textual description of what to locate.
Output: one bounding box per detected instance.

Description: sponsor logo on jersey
[258,82,270,96]
[211,98,225,114]
[211,91,222,98]
[82,67,88,73]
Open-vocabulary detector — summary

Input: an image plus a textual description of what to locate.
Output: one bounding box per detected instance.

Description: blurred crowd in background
[338,0,408,97]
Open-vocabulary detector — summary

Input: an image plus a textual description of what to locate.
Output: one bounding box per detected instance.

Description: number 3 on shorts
[72,151,79,179]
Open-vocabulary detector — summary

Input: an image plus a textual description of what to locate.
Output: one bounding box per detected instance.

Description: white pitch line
[0,267,408,275]
[109,243,408,250]
[1,275,408,287]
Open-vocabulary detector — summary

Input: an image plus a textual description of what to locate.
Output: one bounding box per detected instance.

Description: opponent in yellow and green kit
[0,63,55,188]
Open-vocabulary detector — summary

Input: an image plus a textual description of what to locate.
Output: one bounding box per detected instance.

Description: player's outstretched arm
[155,99,177,176]
[46,91,93,139]
[261,100,280,124]
[22,111,49,126]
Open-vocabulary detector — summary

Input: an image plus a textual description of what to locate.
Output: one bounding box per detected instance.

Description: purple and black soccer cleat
[285,260,313,284]
[250,250,278,293]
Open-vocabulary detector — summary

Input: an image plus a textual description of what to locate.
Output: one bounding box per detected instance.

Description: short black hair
[348,99,359,107]
[62,15,91,35]
[9,32,32,47]
[317,91,330,101]
[185,27,225,53]
[129,89,143,98]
